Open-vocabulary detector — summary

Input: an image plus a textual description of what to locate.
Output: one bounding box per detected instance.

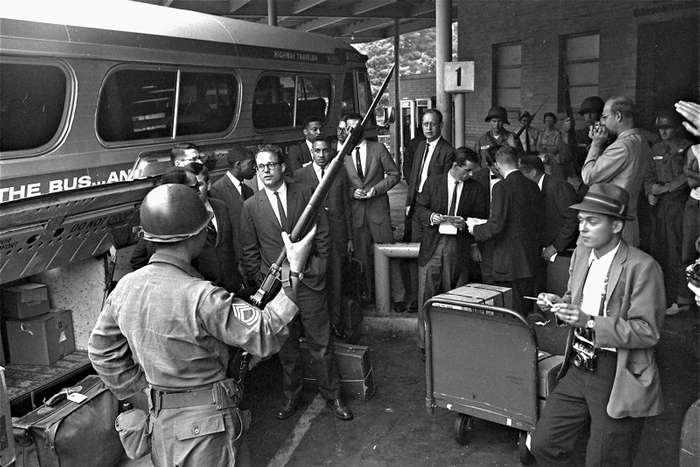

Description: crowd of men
[87,96,700,466]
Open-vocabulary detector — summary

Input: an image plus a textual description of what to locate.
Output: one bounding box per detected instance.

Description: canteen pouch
[12,375,124,467]
[115,408,151,459]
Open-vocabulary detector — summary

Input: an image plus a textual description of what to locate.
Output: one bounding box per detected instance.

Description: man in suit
[415,148,488,349]
[531,183,665,467]
[403,109,455,313]
[294,137,354,338]
[287,116,322,174]
[343,113,403,308]
[470,146,543,316]
[209,145,256,290]
[581,96,650,247]
[519,155,579,292]
[471,153,500,283]
[241,145,352,421]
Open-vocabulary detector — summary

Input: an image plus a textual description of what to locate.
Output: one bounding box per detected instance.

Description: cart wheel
[454,414,472,446]
[518,431,534,465]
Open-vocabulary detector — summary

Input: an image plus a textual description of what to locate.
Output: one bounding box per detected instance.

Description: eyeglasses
[256,162,282,172]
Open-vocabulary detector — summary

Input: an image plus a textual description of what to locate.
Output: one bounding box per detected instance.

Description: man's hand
[536,292,563,312]
[541,245,557,261]
[352,188,367,199]
[551,302,589,328]
[450,216,466,230]
[470,244,482,263]
[346,240,354,256]
[283,225,317,273]
[588,124,609,147]
[647,194,658,207]
[430,212,444,225]
[651,183,667,196]
[675,100,700,137]
[365,187,376,198]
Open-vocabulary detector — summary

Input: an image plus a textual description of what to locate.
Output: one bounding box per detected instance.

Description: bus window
[177,72,237,136]
[357,70,371,116]
[98,69,176,142]
[252,74,294,129]
[295,75,330,124]
[0,62,67,153]
[341,72,356,116]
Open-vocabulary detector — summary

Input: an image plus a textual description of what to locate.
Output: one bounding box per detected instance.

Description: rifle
[249,63,397,308]
[515,98,548,138]
[562,74,577,162]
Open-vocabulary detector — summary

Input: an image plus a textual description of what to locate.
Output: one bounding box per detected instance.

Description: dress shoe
[407,301,418,313]
[393,301,407,313]
[275,399,298,420]
[326,398,353,420]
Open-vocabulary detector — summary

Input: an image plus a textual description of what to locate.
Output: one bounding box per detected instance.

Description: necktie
[448,181,459,216]
[416,142,430,189]
[525,129,531,153]
[321,167,325,179]
[355,147,364,179]
[274,191,288,232]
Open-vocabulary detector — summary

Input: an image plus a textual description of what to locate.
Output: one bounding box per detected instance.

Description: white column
[435,0,452,141]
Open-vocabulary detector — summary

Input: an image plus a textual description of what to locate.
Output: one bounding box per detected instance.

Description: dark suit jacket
[560,241,664,418]
[240,181,329,291]
[415,174,488,266]
[130,198,240,293]
[209,173,255,262]
[293,164,352,254]
[406,137,455,210]
[473,170,543,281]
[403,135,425,180]
[344,140,400,236]
[287,141,313,174]
[540,174,578,251]
[472,167,496,280]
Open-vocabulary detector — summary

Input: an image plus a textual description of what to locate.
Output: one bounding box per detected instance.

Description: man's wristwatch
[290,271,304,281]
[585,316,596,329]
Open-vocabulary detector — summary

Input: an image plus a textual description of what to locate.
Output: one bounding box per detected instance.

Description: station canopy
[136,0,456,43]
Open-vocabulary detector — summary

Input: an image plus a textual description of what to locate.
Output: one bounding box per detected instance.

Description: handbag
[13,375,124,467]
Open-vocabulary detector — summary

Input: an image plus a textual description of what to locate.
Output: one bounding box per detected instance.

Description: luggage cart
[424,295,540,464]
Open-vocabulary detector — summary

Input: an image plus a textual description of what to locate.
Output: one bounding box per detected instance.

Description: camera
[686,258,700,287]
[572,328,597,372]
[592,121,602,131]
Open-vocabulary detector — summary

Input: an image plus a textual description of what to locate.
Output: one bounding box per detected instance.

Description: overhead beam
[161,0,174,7]
[229,0,252,14]
[294,16,345,32]
[292,0,327,14]
[341,18,394,35]
[353,0,397,15]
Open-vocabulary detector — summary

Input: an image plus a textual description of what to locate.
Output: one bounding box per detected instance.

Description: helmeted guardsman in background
[476,105,523,166]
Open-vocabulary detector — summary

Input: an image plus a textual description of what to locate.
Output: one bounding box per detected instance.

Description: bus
[0,0,373,405]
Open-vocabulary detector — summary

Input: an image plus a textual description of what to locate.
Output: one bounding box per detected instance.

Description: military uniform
[476,130,522,166]
[89,252,298,466]
[644,137,692,304]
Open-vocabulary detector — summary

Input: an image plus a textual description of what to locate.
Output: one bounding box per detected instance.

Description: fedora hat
[570,183,634,220]
[485,105,509,124]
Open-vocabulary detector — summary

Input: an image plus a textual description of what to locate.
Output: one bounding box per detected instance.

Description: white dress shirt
[537,174,545,191]
[304,140,314,167]
[418,136,441,193]
[446,171,464,216]
[263,183,288,228]
[226,171,243,196]
[312,162,325,183]
[580,241,620,351]
[203,199,217,231]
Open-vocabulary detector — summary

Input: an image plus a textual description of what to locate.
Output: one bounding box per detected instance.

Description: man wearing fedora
[476,105,523,166]
[531,183,665,467]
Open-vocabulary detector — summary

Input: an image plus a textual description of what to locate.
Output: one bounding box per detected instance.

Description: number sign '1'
[444,61,475,93]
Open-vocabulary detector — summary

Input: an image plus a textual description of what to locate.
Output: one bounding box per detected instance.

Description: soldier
[89,183,316,466]
[476,105,523,165]
[644,111,693,315]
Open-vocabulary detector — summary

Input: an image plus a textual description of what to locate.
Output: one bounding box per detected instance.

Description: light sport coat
[559,241,665,419]
[344,140,400,231]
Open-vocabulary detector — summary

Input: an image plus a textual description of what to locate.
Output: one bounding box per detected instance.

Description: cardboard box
[443,285,503,307]
[0,368,15,467]
[467,283,514,310]
[6,310,75,365]
[300,340,375,401]
[2,283,50,320]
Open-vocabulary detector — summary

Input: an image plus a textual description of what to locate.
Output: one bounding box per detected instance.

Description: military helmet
[654,111,680,129]
[578,96,604,115]
[139,184,213,243]
[485,105,509,124]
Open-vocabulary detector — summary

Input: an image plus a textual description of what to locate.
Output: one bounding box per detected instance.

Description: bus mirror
[382,106,395,125]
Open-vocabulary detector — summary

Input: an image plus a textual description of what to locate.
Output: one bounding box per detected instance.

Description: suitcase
[13,375,124,467]
[442,285,504,307]
[537,351,564,413]
[300,341,375,401]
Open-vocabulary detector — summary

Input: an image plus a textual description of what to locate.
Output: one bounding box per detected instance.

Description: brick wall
[455,0,698,148]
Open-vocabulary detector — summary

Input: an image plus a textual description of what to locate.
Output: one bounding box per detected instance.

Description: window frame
[96,64,241,148]
[558,32,600,114]
[492,41,523,118]
[0,56,75,160]
[252,71,332,131]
